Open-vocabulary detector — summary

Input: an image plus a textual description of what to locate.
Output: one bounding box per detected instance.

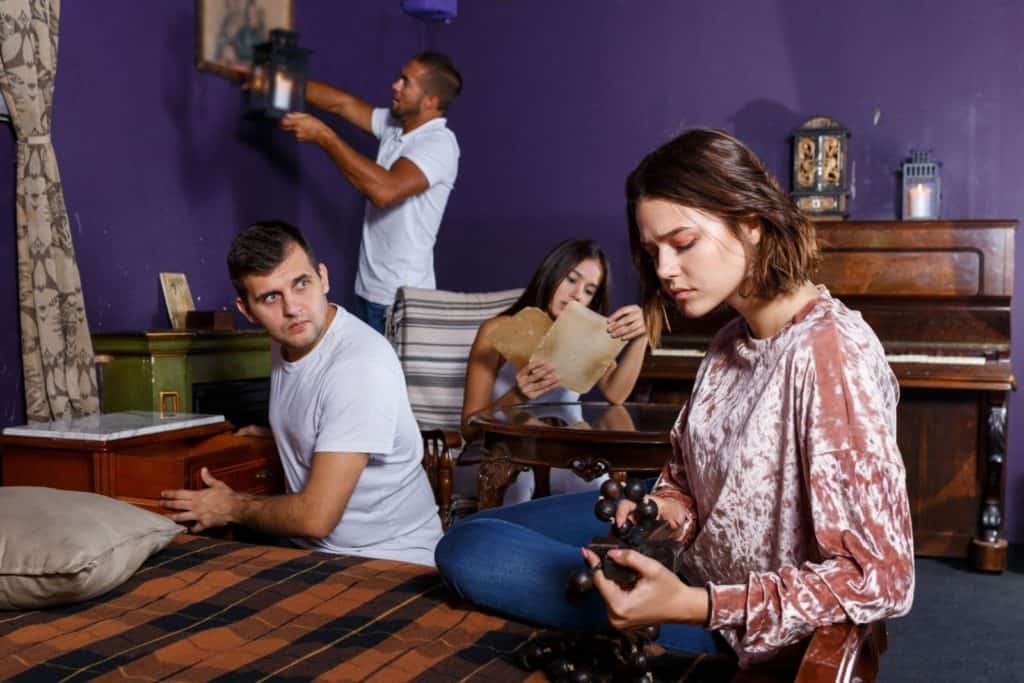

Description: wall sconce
[790,117,850,220]
[246,29,310,119]
[901,150,941,220]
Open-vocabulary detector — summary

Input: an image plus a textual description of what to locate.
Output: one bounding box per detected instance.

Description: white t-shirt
[268,304,443,566]
[354,108,460,305]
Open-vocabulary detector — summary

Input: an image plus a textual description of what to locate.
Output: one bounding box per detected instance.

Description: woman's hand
[515,360,560,399]
[582,547,709,628]
[613,493,687,530]
[607,305,647,342]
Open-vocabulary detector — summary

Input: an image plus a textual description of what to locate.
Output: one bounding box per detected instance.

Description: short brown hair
[626,128,819,346]
[227,220,317,299]
[413,51,462,112]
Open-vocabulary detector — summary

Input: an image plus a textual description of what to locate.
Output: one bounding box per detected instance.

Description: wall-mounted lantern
[246,29,310,119]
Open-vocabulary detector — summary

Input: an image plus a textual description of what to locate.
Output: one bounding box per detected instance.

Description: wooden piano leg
[970,401,1008,572]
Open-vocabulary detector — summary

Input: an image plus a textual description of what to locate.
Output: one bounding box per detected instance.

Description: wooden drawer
[189,454,283,495]
[0,426,284,511]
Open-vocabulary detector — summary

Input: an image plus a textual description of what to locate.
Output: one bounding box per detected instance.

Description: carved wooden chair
[792,620,887,682]
[386,286,524,527]
[617,620,887,681]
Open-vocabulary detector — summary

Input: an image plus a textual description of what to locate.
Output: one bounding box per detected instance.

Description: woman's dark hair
[626,128,819,346]
[227,220,317,299]
[503,239,611,317]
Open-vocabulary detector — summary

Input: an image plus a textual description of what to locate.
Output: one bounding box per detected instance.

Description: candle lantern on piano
[901,150,942,220]
[790,117,850,219]
[246,29,310,119]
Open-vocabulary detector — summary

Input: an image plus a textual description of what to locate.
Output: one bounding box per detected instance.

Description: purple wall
[421,0,1024,541]
[2,1,1024,541]
[0,127,20,427]
[55,2,424,333]
[0,0,421,422]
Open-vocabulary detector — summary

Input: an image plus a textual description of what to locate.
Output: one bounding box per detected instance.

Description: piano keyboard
[651,348,987,365]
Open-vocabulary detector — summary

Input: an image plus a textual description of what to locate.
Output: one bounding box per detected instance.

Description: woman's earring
[661,302,672,334]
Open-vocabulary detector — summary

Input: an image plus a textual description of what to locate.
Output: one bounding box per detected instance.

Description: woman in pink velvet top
[436,128,914,669]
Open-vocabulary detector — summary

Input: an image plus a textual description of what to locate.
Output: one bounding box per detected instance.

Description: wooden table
[468,402,681,509]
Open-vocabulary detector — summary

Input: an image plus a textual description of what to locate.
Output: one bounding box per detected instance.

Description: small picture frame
[160,273,195,330]
[195,0,294,78]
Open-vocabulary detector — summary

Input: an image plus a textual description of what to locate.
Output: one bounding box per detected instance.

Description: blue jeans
[353,295,388,335]
[435,490,722,654]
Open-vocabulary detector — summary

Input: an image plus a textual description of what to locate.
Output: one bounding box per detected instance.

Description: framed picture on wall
[159,273,195,330]
[195,0,294,78]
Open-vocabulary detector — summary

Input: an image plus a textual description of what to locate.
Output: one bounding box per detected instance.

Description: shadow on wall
[727,98,799,183]
[161,11,302,259]
[160,12,372,312]
[434,213,637,311]
[727,97,907,220]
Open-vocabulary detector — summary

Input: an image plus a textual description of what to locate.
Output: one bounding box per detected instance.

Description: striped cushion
[387,286,524,430]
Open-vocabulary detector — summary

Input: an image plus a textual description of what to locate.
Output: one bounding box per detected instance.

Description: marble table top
[2,411,226,441]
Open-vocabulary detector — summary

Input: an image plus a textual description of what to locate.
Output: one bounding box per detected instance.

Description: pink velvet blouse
[652,287,915,667]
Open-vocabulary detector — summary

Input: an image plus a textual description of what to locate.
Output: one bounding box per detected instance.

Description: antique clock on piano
[790,117,850,219]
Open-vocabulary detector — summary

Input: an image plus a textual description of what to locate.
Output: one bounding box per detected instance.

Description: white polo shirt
[354,108,460,305]
[269,305,443,566]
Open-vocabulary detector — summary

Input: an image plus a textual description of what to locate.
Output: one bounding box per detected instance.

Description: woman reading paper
[457,239,650,506]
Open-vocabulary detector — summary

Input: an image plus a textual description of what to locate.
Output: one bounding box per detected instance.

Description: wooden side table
[0,412,283,514]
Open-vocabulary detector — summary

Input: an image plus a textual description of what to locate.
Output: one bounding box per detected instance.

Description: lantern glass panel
[246,29,309,119]
[901,151,941,220]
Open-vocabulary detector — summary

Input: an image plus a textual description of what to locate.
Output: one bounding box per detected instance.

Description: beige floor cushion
[0,487,183,609]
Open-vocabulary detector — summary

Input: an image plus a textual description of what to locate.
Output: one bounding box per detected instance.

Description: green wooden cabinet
[92,330,271,419]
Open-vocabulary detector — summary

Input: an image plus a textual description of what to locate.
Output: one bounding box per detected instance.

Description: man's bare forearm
[318,133,396,207]
[305,80,373,133]
[233,492,337,539]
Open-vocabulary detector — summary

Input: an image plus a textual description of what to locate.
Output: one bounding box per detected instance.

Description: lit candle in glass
[908,183,932,219]
[273,72,294,111]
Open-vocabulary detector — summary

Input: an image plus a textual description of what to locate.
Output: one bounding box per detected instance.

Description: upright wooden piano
[637,219,1016,572]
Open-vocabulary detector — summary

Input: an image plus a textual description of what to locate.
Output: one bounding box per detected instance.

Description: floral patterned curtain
[0,0,98,422]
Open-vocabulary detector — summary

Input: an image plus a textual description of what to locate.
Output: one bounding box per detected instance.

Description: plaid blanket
[0,535,540,682]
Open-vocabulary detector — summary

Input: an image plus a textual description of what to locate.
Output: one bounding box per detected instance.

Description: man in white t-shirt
[160,221,442,566]
[278,52,462,334]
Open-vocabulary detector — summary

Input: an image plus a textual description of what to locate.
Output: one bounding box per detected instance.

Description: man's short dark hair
[227,220,317,299]
[413,51,462,113]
